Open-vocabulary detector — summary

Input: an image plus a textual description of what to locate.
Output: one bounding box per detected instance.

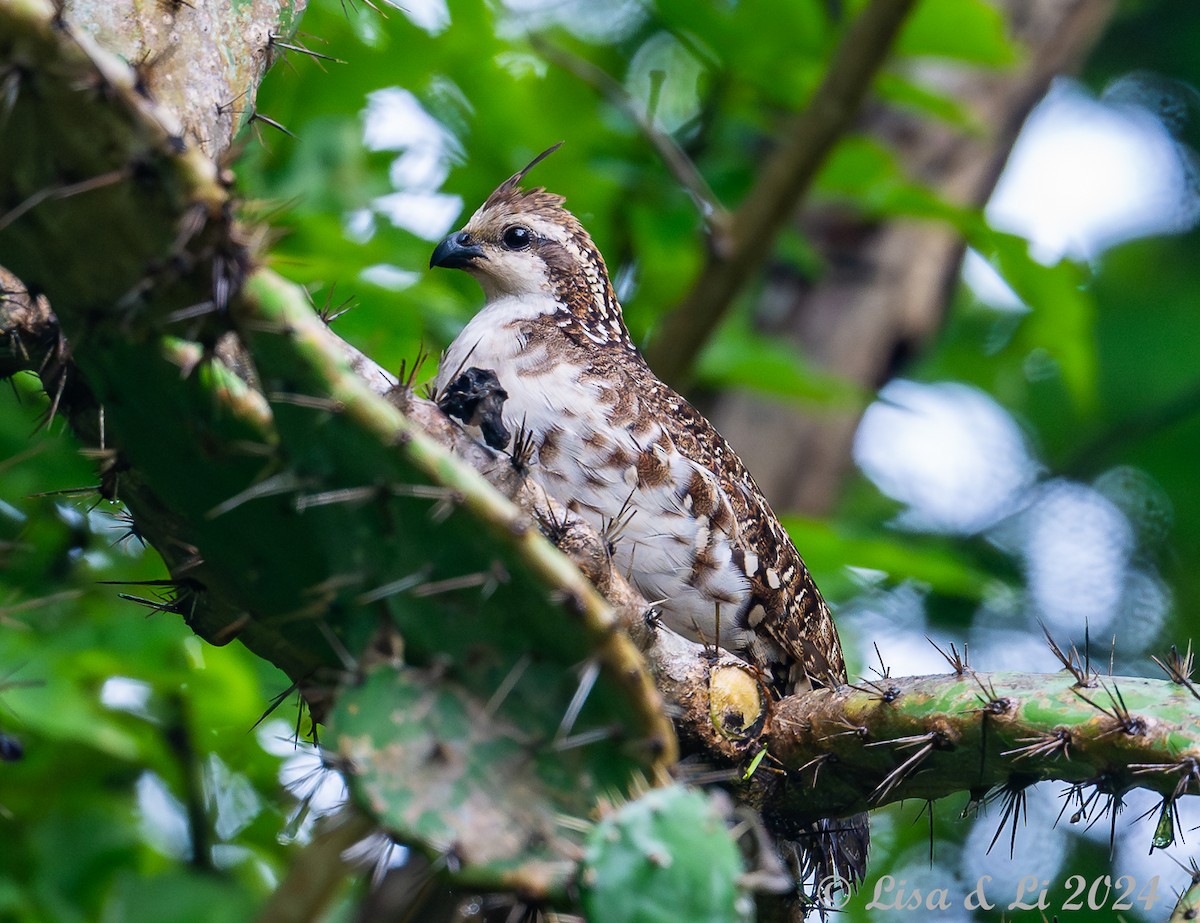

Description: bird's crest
[481,142,569,217]
[456,142,631,348]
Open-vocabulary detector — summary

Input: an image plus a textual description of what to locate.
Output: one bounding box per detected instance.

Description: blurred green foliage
[4,0,1200,919]
[0,376,291,921]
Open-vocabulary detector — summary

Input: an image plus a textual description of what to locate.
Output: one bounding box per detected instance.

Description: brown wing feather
[560,334,848,694]
[641,373,848,692]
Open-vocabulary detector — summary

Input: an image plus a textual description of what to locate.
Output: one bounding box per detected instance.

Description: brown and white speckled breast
[435,296,756,653]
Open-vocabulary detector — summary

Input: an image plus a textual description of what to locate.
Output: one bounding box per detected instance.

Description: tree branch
[531,35,727,235]
[255,808,377,923]
[710,0,1117,515]
[643,0,919,386]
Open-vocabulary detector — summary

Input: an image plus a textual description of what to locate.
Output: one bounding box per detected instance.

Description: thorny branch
[1169,867,1200,923]
[6,286,1200,825]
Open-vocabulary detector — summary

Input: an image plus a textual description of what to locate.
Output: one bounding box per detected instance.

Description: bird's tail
[777,811,870,918]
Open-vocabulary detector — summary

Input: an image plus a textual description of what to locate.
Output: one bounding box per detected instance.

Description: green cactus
[579,785,749,923]
[0,0,675,898]
[761,669,1200,822]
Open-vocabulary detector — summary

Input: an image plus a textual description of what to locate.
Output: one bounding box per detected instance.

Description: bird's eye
[502,225,532,250]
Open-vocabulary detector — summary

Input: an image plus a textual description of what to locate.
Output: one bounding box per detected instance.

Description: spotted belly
[496,364,753,651]
[436,310,755,652]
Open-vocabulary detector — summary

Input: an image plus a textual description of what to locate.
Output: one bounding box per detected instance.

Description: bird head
[430,144,613,305]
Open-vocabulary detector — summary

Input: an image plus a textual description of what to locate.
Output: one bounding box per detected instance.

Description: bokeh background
[3,0,1199,919]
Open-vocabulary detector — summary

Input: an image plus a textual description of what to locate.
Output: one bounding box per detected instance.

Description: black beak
[430,231,485,270]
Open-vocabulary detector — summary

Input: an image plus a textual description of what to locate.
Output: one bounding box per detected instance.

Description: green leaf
[896,0,1018,65]
[813,137,981,228]
[814,135,903,200]
[973,232,1098,412]
[695,315,864,407]
[874,72,980,129]
[100,870,256,923]
[782,517,993,601]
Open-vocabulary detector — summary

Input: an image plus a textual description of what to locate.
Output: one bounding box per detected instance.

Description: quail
[430,146,868,896]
